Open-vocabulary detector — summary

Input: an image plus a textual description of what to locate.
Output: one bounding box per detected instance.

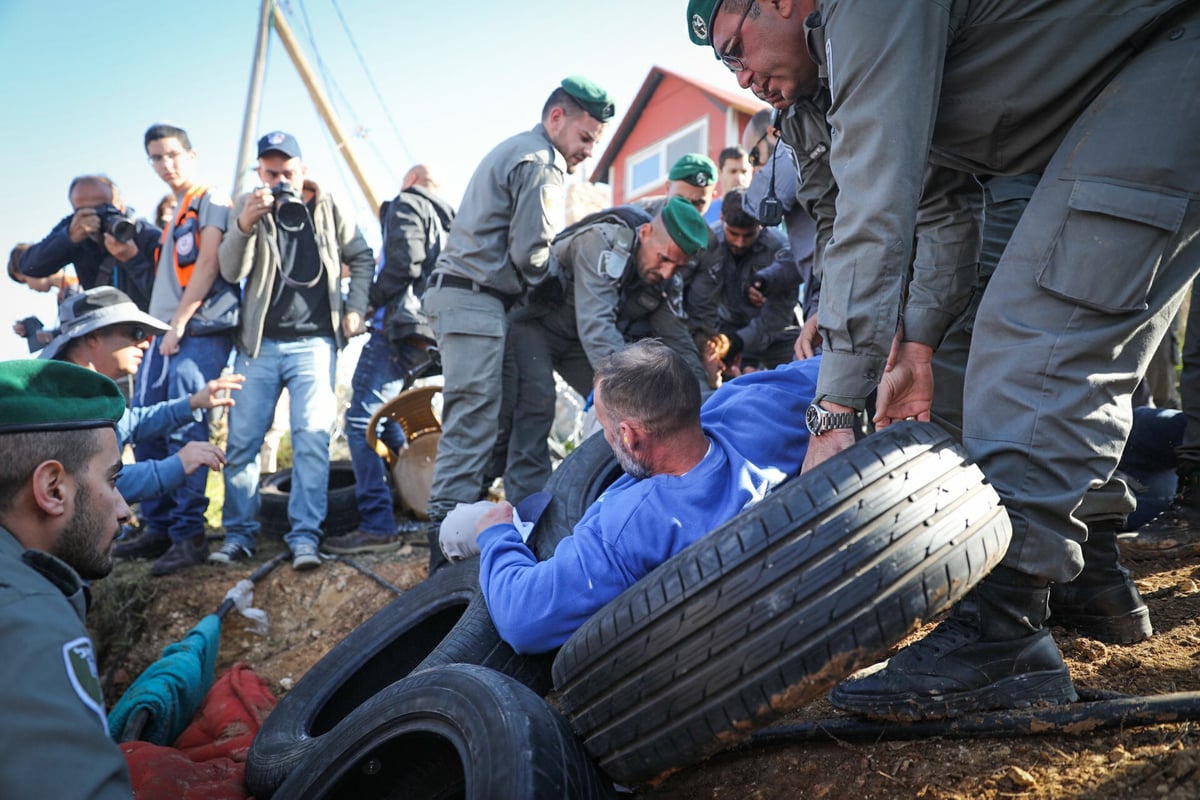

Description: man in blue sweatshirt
[468,339,819,654]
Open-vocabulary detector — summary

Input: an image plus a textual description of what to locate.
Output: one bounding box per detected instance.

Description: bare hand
[103,232,138,262]
[237,186,275,233]
[177,441,227,474]
[68,208,101,243]
[158,328,182,357]
[800,426,855,474]
[342,310,366,339]
[747,284,766,308]
[190,374,246,410]
[476,500,514,534]
[12,321,26,337]
[796,314,821,360]
[873,341,935,428]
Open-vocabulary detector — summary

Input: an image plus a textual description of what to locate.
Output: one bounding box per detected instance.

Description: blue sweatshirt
[115,397,198,504]
[480,356,820,653]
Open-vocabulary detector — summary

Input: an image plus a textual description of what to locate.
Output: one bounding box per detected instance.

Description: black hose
[744,691,1200,748]
[337,555,405,596]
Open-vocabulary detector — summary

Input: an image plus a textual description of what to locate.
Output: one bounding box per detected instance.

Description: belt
[431,273,516,309]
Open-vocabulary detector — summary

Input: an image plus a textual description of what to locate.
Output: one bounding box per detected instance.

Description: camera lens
[109,217,137,243]
[276,199,308,232]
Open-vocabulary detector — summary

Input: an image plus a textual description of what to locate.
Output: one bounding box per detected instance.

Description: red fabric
[120,662,277,800]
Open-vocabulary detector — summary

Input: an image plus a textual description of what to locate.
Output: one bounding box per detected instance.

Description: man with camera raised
[20,174,160,313]
[214,131,375,571]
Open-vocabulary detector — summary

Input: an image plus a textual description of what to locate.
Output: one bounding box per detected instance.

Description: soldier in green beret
[0,359,134,798]
[420,75,613,571]
[503,197,711,503]
[635,152,719,219]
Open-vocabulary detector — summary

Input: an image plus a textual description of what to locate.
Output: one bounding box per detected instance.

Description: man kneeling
[451,339,820,654]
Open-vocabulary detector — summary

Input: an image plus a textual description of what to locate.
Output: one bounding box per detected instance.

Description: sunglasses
[747,129,771,167]
[104,323,151,343]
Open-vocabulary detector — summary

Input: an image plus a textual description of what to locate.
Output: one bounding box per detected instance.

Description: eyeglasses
[747,129,771,167]
[148,150,188,166]
[716,0,757,73]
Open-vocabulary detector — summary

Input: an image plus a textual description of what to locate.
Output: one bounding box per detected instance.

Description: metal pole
[270,3,383,214]
[232,0,273,197]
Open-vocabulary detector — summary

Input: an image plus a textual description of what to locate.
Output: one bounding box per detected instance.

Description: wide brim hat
[40,286,169,361]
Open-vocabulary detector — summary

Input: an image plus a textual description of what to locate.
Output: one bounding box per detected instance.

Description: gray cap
[40,287,169,361]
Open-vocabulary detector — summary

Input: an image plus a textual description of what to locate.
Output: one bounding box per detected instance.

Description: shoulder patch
[62,637,108,734]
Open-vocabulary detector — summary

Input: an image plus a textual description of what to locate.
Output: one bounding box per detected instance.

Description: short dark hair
[718,145,748,168]
[144,122,192,153]
[541,87,587,122]
[594,340,700,438]
[721,188,759,229]
[7,243,32,284]
[0,428,105,513]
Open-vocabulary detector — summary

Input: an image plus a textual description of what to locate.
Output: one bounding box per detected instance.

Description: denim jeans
[345,330,412,536]
[222,336,338,551]
[134,333,232,542]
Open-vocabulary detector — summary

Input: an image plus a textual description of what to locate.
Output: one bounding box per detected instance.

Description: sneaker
[1120,468,1200,560]
[149,535,209,577]
[291,541,322,571]
[208,540,255,564]
[112,528,171,561]
[321,529,404,555]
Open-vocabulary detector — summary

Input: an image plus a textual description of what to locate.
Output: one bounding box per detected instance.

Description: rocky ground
[91,531,1200,799]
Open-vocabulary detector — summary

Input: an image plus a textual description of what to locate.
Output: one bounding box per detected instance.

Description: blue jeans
[346,331,411,536]
[134,333,232,542]
[222,337,338,551]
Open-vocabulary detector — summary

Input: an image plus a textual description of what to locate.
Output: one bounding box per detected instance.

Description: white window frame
[624,117,709,199]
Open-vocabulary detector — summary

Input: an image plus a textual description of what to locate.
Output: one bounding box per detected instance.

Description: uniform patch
[598,250,627,280]
[62,636,108,734]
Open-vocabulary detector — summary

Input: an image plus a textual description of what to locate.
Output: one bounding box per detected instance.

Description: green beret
[668,153,718,187]
[661,196,710,256]
[687,0,723,46]
[560,75,615,122]
[0,360,124,434]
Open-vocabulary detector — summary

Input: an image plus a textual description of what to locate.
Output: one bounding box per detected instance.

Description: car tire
[258,460,360,539]
[551,421,1013,785]
[269,664,615,800]
[416,432,623,695]
[246,559,480,797]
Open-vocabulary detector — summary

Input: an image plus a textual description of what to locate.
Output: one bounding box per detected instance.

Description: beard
[53,483,118,581]
[612,435,652,481]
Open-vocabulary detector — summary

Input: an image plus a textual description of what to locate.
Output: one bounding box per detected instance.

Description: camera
[271,182,309,232]
[94,203,137,243]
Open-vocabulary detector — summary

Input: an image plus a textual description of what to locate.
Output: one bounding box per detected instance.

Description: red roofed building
[590,66,768,205]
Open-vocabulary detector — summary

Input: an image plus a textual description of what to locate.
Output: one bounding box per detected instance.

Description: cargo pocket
[1036,180,1187,314]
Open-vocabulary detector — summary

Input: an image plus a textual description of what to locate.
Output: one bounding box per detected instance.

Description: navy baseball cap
[257,131,302,159]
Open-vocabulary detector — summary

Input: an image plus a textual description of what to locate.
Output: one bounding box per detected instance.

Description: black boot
[149,534,209,577]
[1120,466,1200,559]
[830,567,1077,721]
[1050,525,1152,644]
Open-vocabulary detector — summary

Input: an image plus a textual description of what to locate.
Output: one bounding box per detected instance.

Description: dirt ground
[90,532,1200,799]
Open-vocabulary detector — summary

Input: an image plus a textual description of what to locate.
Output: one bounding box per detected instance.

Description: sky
[0,0,741,363]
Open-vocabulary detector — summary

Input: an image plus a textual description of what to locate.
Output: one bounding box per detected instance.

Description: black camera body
[94,203,137,243]
[271,182,309,232]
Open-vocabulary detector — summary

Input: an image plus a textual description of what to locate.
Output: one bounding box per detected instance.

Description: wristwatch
[805,402,860,436]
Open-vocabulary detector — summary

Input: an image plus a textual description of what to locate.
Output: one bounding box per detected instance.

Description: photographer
[20,174,159,313]
[214,131,374,571]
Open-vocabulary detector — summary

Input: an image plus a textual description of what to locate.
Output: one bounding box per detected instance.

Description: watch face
[805,404,822,435]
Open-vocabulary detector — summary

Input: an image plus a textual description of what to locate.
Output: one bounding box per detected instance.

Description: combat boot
[1050,524,1152,644]
[830,567,1077,721]
[1120,466,1200,560]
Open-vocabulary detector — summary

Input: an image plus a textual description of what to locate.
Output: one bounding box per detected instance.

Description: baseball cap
[257,131,303,160]
[40,287,169,361]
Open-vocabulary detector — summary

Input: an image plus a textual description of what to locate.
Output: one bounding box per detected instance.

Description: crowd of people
[2,2,1197,795]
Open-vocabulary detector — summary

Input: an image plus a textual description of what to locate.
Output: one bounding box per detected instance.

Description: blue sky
[0,0,739,361]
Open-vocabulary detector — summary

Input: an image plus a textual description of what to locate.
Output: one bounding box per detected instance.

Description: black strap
[431,273,516,309]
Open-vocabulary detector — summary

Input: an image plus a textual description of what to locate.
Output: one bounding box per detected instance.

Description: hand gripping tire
[246,559,480,797]
[270,664,615,800]
[551,421,1013,785]
[258,460,360,539]
[416,432,623,695]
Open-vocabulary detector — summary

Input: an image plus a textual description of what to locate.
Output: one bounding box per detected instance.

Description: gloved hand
[439,500,500,562]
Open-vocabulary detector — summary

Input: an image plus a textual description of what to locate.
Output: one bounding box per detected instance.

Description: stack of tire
[246,422,1012,798]
[257,460,361,539]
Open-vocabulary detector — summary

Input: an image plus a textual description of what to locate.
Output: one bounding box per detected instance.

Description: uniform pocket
[1035,180,1187,314]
